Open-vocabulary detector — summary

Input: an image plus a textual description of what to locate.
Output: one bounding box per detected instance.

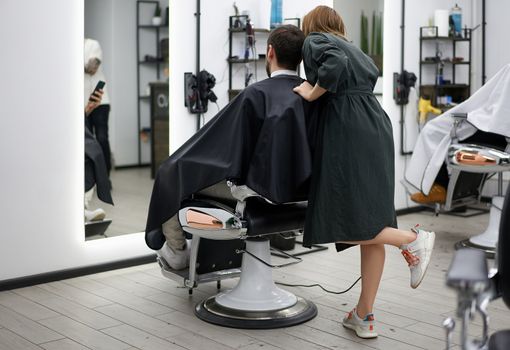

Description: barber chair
[147,182,318,329]
[443,185,510,350]
[447,114,510,257]
[402,113,510,257]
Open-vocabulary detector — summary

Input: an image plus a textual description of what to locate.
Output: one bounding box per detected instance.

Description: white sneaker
[157,242,189,270]
[84,208,106,222]
[342,308,378,339]
[400,227,436,289]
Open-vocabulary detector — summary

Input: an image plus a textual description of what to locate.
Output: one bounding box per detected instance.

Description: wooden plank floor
[2,211,509,349]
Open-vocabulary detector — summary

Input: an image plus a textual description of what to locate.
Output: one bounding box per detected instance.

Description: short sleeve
[305,33,348,93]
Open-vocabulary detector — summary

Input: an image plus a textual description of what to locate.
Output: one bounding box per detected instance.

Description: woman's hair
[302,6,346,38]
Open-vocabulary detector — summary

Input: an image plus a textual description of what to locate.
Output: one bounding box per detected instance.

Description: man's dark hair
[267,25,305,71]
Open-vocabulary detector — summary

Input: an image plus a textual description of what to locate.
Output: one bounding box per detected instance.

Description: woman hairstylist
[293,6,435,339]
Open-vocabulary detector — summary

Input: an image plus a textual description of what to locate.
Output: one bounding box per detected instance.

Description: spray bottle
[451,4,462,37]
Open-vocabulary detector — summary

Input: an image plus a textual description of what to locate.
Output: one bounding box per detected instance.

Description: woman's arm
[293,81,327,102]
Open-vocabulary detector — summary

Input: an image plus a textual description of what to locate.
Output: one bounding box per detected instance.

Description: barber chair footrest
[455,239,496,259]
[489,330,510,350]
[85,219,112,237]
[195,295,317,329]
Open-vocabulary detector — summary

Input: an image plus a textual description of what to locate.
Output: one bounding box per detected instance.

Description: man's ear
[267,44,274,59]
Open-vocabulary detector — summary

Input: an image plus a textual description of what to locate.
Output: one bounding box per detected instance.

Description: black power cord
[275,276,362,295]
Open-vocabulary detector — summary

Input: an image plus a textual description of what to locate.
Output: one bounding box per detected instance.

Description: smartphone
[89,80,105,101]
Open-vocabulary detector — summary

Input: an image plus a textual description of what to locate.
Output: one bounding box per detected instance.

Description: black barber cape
[145,75,319,250]
[85,124,113,205]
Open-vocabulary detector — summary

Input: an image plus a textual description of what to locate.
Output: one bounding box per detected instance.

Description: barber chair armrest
[447,248,490,293]
[451,112,468,120]
[179,201,247,240]
[450,112,468,141]
[448,144,510,172]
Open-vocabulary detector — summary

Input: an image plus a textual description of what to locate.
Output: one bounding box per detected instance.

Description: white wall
[0,0,153,282]
[169,0,333,153]
[486,1,510,79]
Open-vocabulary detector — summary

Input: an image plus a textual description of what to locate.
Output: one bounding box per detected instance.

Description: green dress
[302,32,397,250]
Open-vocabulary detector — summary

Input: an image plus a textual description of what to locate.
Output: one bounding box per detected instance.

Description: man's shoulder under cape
[144,75,320,249]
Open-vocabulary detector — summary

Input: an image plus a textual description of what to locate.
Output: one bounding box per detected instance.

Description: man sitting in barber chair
[146,25,318,269]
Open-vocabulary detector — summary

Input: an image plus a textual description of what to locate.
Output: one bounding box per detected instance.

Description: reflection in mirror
[84,0,169,240]
[333,0,384,98]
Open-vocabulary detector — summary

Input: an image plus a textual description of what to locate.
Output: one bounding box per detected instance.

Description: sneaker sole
[411,232,436,289]
[342,322,378,339]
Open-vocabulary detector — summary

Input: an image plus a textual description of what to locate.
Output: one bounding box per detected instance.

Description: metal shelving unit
[419,26,472,112]
[227,15,270,101]
[227,18,301,101]
[136,0,168,165]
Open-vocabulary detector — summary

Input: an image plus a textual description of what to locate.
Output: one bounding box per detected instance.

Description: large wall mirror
[84,0,169,240]
[81,0,382,240]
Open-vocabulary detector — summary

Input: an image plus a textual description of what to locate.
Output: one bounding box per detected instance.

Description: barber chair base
[195,296,317,329]
[455,196,503,258]
[195,240,317,328]
[216,240,297,310]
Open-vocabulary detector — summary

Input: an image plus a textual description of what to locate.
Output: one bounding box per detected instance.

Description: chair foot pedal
[455,239,495,259]
[84,219,112,237]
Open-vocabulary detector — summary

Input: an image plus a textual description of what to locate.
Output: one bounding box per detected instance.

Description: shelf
[420,84,469,89]
[420,36,470,42]
[138,24,168,29]
[139,60,165,64]
[139,95,151,100]
[437,104,457,111]
[229,27,270,33]
[420,61,470,65]
[228,57,265,64]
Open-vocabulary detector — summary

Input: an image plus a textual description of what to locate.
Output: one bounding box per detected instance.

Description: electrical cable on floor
[275,275,361,295]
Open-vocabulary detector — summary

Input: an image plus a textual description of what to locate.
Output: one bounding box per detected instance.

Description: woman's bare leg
[341,227,417,318]
[338,227,416,248]
[356,244,385,318]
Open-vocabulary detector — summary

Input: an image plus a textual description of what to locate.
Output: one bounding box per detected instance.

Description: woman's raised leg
[339,227,416,247]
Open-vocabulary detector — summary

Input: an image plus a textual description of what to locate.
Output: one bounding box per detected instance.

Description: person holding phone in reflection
[85,88,113,222]
[85,38,112,176]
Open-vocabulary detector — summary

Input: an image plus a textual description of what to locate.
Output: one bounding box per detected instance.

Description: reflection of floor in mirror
[5,211,509,350]
[86,167,154,240]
